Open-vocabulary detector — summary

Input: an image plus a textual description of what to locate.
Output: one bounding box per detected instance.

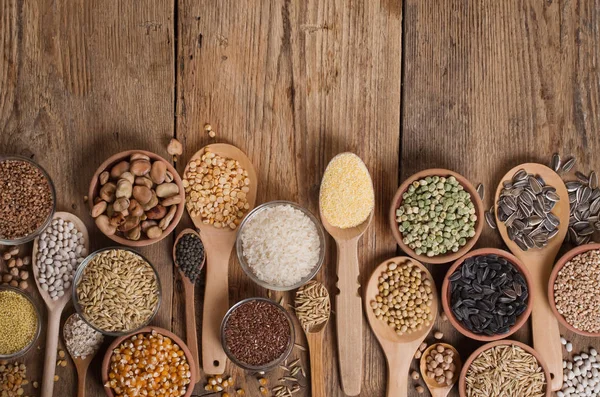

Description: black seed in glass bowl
[449,254,528,336]
[175,233,205,283]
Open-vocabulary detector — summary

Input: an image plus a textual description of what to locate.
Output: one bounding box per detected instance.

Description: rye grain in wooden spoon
[295,281,331,397]
[419,343,462,397]
[183,143,257,374]
[319,152,374,396]
[365,257,438,397]
[63,313,102,397]
[494,163,569,391]
[173,228,205,382]
[32,211,89,397]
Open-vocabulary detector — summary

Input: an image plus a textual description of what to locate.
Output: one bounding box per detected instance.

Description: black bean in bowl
[448,253,529,337]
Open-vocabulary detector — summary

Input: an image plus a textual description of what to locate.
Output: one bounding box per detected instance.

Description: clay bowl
[441,248,533,341]
[102,326,197,397]
[458,340,551,397]
[549,242,600,337]
[88,150,185,247]
[389,169,484,264]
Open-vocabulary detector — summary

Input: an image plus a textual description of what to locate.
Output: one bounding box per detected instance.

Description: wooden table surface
[1,1,599,396]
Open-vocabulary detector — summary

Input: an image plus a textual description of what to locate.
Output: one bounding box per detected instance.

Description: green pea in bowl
[389,168,484,264]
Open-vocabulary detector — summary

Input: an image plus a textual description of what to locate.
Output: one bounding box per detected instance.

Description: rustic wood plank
[175,0,402,395]
[402,1,600,396]
[0,0,174,396]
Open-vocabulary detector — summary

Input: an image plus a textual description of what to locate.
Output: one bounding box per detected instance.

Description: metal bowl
[0,155,56,245]
[220,297,295,372]
[0,286,42,359]
[72,247,162,336]
[235,201,326,291]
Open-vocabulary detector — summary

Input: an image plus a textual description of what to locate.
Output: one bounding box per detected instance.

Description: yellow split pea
[320,153,374,228]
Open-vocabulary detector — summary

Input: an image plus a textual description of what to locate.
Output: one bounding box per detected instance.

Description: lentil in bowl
[389,169,484,264]
[0,155,56,245]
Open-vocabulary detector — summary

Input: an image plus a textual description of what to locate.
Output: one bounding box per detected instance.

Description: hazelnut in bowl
[88,150,185,246]
[441,248,533,341]
[389,169,484,264]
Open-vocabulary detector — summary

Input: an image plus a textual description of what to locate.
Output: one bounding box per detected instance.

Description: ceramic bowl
[441,248,533,341]
[0,286,42,359]
[549,242,600,336]
[235,201,326,291]
[389,168,484,264]
[458,340,551,397]
[88,150,185,247]
[101,326,197,397]
[0,155,56,245]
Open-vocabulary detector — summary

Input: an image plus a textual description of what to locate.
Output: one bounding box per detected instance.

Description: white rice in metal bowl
[240,204,321,287]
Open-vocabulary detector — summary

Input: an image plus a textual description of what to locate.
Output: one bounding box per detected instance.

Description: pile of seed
[75,249,159,333]
[105,330,191,396]
[319,153,374,229]
[550,154,600,245]
[295,281,330,331]
[496,169,560,251]
[36,217,86,300]
[370,260,434,335]
[449,254,529,336]
[0,159,54,240]
[63,314,104,359]
[0,290,38,356]
[240,204,321,287]
[1,247,31,291]
[465,344,546,397]
[175,232,205,284]
[423,344,457,386]
[559,348,600,397]
[0,361,30,397]
[395,175,477,257]
[223,299,292,367]
[183,149,251,230]
[554,249,600,333]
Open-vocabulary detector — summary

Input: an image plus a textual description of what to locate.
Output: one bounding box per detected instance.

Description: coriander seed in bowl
[236,201,326,291]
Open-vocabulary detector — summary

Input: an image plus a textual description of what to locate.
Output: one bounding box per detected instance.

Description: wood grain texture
[0,1,174,396]
[402,1,600,396]
[175,1,402,395]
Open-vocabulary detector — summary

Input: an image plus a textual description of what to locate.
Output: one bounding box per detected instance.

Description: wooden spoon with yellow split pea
[183,144,257,375]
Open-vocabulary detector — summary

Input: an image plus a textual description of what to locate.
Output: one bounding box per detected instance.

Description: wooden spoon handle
[307,332,326,397]
[41,310,61,397]
[182,278,201,382]
[335,238,363,396]
[76,365,87,397]
[385,347,411,397]
[531,267,563,391]
[201,239,233,374]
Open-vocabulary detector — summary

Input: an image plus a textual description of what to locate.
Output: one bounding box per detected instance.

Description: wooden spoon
[365,257,438,397]
[296,282,331,397]
[419,343,462,397]
[32,212,89,397]
[184,143,257,374]
[173,228,205,382]
[63,314,101,397]
[494,163,569,391]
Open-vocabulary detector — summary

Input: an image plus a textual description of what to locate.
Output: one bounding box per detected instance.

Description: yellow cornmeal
[0,290,38,355]
[320,153,374,228]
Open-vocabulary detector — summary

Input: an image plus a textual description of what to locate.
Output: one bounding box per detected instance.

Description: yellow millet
[320,153,374,228]
[0,290,37,355]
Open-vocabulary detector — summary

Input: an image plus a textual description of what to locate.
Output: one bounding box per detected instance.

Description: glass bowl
[0,155,56,245]
[72,247,162,336]
[220,297,295,372]
[235,200,326,291]
[0,285,42,359]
